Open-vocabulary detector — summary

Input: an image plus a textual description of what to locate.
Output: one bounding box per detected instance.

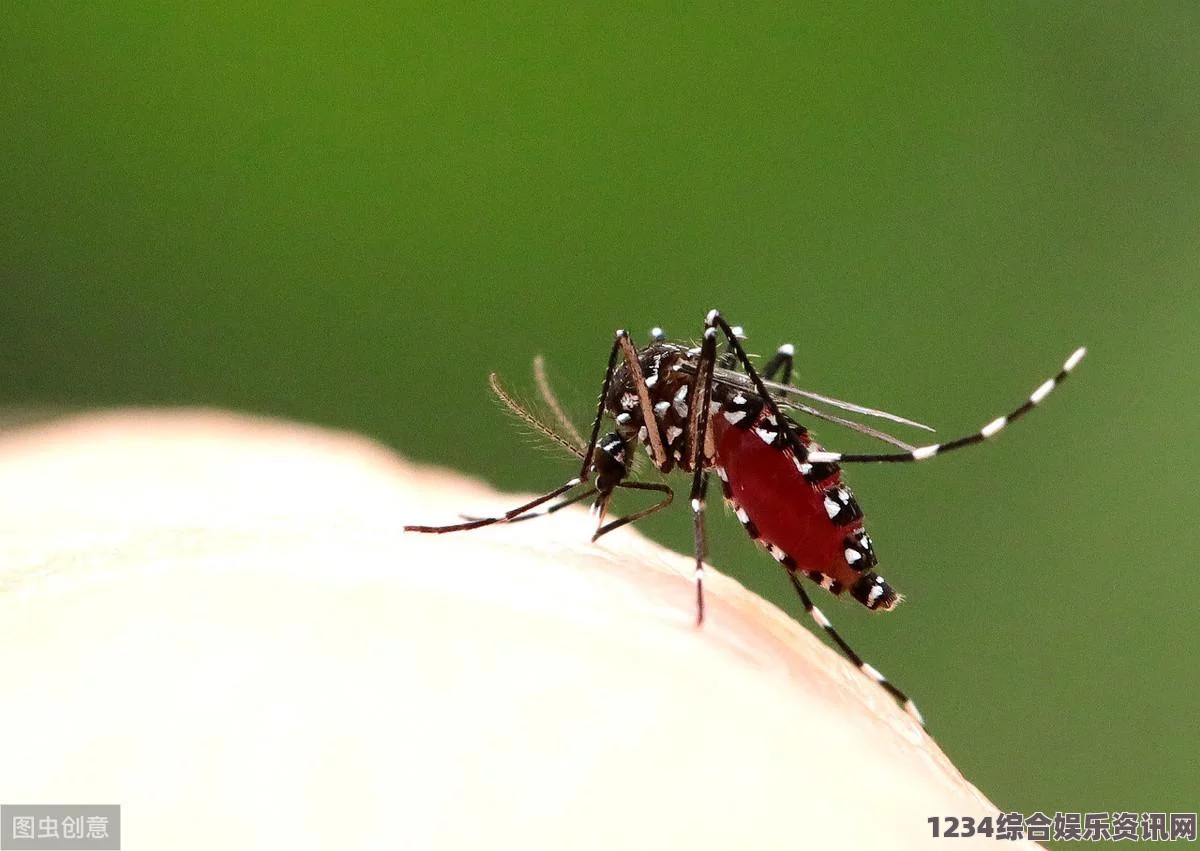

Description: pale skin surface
[0,410,1043,850]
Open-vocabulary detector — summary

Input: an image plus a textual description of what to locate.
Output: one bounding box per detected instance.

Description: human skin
[0,410,1042,850]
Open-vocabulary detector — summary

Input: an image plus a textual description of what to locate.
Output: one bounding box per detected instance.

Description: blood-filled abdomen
[711,408,899,611]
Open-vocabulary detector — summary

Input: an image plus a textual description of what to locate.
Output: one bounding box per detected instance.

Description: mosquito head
[593,432,629,494]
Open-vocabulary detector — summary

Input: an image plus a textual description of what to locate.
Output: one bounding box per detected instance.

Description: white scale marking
[911,444,939,460]
[691,498,702,513]
[778,343,795,356]
[616,412,632,424]
[867,581,884,605]
[673,385,689,416]
[654,400,670,416]
[723,409,746,425]
[1030,378,1055,405]
[811,606,831,629]
[665,426,683,444]
[716,466,728,482]
[1065,346,1087,371]
[807,450,840,463]
[735,507,751,524]
[645,374,658,388]
[754,426,777,445]
[860,662,885,683]
[981,416,1007,438]
[823,496,840,519]
[844,548,861,564]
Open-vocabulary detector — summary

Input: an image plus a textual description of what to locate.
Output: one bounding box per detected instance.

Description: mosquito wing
[707,366,934,450]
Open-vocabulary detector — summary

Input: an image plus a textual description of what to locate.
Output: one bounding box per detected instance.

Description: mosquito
[406,310,1086,725]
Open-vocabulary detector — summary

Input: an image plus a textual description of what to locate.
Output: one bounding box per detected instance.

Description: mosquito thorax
[605,342,701,469]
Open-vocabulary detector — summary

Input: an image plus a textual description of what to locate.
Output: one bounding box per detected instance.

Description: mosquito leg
[705,309,809,458]
[459,487,598,524]
[805,347,1087,465]
[686,473,712,625]
[404,477,585,533]
[591,481,674,540]
[716,324,745,371]
[616,331,670,470]
[787,572,925,726]
[762,343,795,384]
[683,317,721,625]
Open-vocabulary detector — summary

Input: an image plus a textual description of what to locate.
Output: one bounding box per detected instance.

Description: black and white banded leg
[806,347,1087,465]
[788,572,924,725]
[716,324,746,371]
[684,318,722,625]
[462,479,673,541]
[590,480,675,541]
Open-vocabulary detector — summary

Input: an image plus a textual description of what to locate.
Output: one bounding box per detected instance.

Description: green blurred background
[3,4,1196,843]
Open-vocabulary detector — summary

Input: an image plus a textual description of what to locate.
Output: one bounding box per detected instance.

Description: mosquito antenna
[532,355,586,452]
[488,372,586,460]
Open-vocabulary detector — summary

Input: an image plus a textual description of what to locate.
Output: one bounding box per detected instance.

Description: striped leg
[762,343,796,384]
[459,487,598,524]
[404,476,585,533]
[807,348,1087,465]
[591,481,674,541]
[685,319,721,625]
[716,325,747,370]
[788,572,925,726]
